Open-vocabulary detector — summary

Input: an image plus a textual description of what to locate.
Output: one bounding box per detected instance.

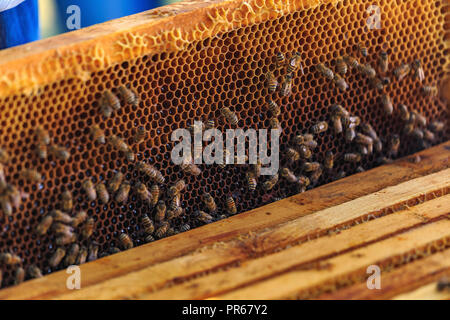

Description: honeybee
[358,43,368,57]
[286,147,300,162]
[154,222,170,239]
[64,243,80,267]
[56,233,77,246]
[334,74,348,91]
[118,85,139,106]
[36,215,53,235]
[155,200,167,222]
[196,210,213,224]
[20,169,42,183]
[205,119,215,130]
[52,222,74,236]
[344,153,361,163]
[145,234,156,243]
[429,121,445,132]
[381,94,393,115]
[180,162,202,176]
[135,182,153,203]
[0,164,5,190]
[35,125,50,145]
[324,151,334,169]
[100,101,113,118]
[403,122,415,135]
[0,195,12,216]
[358,144,368,155]
[90,125,106,145]
[108,172,124,193]
[108,135,131,154]
[262,173,279,191]
[331,115,343,134]
[310,166,323,184]
[133,126,147,144]
[281,74,293,97]
[141,214,155,235]
[252,160,262,178]
[336,57,348,75]
[118,233,133,250]
[5,184,21,209]
[369,77,383,91]
[70,210,87,228]
[280,167,298,183]
[287,52,301,74]
[394,63,411,80]
[149,184,160,207]
[247,172,257,191]
[293,134,308,146]
[81,179,96,201]
[137,162,165,183]
[374,138,383,153]
[275,52,286,68]
[331,104,350,118]
[302,162,321,172]
[103,90,121,111]
[166,206,183,220]
[49,248,66,267]
[202,193,217,213]
[360,123,378,140]
[345,127,356,142]
[76,246,88,265]
[36,143,48,160]
[269,118,282,131]
[316,63,334,80]
[0,253,21,265]
[343,55,359,69]
[297,144,312,159]
[411,59,425,82]
[61,191,73,212]
[411,128,424,140]
[358,64,376,78]
[92,183,109,205]
[0,148,10,164]
[266,72,279,93]
[298,175,310,188]
[355,133,374,146]
[379,51,388,73]
[49,145,70,161]
[421,85,438,97]
[399,104,410,121]
[389,135,400,157]
[27,265,43,279]
[180,224,191,233]
[14,267,25,285]
[221,107,239,126]
[51,210,73,224]
[226,196,237,215]
[80,217,94,240]
[412,111,427,127]
[268,100,280,117]
[115,181,131,203]
[169,180,186,199]
[311,121,328,134]
[88,243,99,262]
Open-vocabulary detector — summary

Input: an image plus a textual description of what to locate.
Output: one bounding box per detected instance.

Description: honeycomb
[0,0,449,288]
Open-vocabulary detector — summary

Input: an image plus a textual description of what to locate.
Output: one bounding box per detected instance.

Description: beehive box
[0,0,449,298]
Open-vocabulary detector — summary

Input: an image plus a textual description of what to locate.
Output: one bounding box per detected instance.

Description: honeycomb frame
[0,0,449,288]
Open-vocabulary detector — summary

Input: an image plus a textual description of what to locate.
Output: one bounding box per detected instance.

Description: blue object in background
[0,0,39,49]
[54,0,162,34]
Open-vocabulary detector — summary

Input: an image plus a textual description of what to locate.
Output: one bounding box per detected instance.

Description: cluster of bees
[0,36,447,287]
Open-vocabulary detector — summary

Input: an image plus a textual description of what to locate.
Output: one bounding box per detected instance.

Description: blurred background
[0,0,182,49]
